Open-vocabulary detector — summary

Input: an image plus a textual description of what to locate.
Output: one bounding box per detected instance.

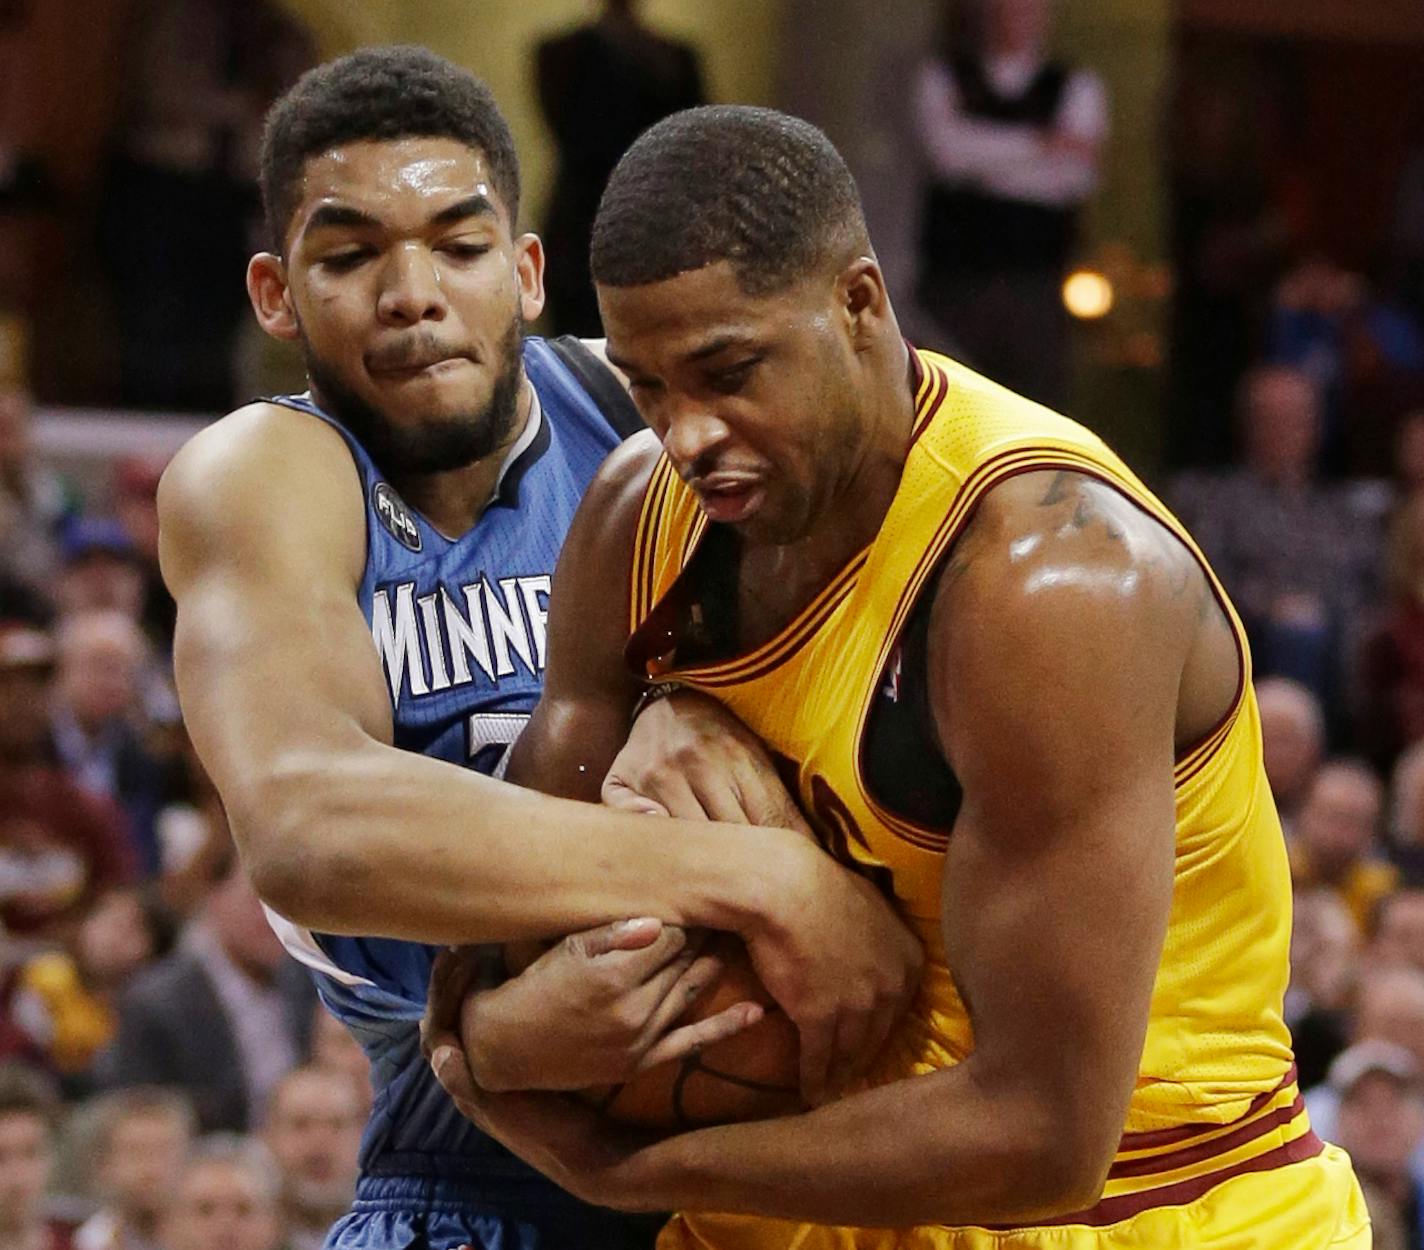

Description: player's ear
[839,257,889,347]
[248,253,300,342]
[514,233,547,325]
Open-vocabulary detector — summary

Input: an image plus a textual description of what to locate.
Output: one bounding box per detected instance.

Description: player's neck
[735,344,917,645]
[392,381,536,539]
[802,340,919,568]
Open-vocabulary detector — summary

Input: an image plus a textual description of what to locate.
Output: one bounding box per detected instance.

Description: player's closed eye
[442,242,492,261]
[709,358,761,395]
[320,249,374,273]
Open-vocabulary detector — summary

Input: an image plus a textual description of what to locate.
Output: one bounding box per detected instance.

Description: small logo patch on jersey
[373,482,422,552]
[882,646,902,703]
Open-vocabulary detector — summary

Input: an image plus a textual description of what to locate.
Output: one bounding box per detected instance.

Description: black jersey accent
[859,556,963,834]
[547,336,646,440]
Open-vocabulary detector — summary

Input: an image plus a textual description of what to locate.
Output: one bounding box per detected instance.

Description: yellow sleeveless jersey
[627,350,1367,1247]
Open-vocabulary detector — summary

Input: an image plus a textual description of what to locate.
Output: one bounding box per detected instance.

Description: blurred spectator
[98,0,314,411]
[0,886,178,1081]
[1375,890,1424,978]
[306,1006,371,1120]
[260,1067,360,1250]
[1289,759,1395,935]
[53,525,178,729]
[157,1135,284,1250]
[1172,366,1375,704]
[0,382,71,587]
[1307,964,1424,1149]
[1329,1042,1424,1250]
[73,1087,195,1250]
[1256,676,1325,828]
[1164,48,1307,469]
[1391,741,1424,885]
[912,0,1106,407]
[147,733,234,918]
[110,459,175,653]
[56,521,146,624]
[97,862,312,1132]
[51,611,169,874]
[1287,889,1358,1091]
[0,623,136,952]
[0,1062,75,1249]
[1266,254,1424,477]
[1396,410,1424,498]
[1359,495,1424,771]
[1357,967,1424,1070]
[536,0,704,337]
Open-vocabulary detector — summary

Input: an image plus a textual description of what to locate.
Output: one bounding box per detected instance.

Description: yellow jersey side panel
[656,1142,1369,1250]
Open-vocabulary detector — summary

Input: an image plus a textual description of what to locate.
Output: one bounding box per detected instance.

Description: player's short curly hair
[590,105,869,296]
[259,45,521,253]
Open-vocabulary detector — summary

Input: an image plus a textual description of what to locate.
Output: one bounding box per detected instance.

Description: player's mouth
[368,356,471,381]
[693,475,766,524]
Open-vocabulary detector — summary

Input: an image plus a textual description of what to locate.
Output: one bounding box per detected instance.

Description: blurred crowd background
[3,0,1424,1247]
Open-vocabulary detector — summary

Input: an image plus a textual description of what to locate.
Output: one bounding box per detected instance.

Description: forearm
[240,738,790,946]
[629,1062,1099,1227]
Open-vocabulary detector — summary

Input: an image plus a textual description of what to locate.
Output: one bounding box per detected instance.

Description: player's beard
[304,316,525,477]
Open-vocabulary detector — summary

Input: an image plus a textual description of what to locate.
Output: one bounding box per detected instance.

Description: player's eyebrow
[606,333,755,378]
[304,204,382,234]
[428,194,498,227]
[303,194,497,237]
[683,333,755,363]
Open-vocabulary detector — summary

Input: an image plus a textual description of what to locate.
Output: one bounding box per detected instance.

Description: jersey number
[466,712,531,777]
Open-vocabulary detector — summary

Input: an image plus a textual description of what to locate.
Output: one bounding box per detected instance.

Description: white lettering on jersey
[519,575,552,670]
[372,575,550,702]
[444,584,495,685]
[418,593,452,691]
[486,577,535,678]
[371,582,428,706]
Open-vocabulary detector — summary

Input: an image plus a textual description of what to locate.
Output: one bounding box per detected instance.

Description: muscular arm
[503,433,655,800]
[545,471,1216,1225]
[159,409,796,944]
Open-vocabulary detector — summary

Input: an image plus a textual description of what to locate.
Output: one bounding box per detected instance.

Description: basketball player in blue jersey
[156,47,922,1250]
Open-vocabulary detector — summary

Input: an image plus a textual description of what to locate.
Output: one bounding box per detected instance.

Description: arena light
[1062,269,1115,320]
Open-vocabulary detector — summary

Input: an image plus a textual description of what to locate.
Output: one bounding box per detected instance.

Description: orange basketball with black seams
[580,933,804,1129]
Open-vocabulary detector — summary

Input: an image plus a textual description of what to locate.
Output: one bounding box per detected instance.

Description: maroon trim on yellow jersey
[626,355,949,687]
[851,444,1116,855]
[678,553,867,688]
[852,436,1254,855]
[1022,1130,1325,1229]
[989,1066,1318,1229]
[1117,1065,1296,1152]
[630,455,680,630]
[910,355,949,445]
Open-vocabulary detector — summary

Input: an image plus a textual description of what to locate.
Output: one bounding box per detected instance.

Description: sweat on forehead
[260,45,521,253]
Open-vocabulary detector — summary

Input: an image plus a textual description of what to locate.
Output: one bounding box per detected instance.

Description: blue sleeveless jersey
[263,338,647,1217]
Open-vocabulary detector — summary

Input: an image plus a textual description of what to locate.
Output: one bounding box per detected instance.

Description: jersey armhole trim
[547,336,646,441]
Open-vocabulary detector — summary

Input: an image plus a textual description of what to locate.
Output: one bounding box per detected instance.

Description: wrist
[702,824,818,941]
[460,987,523,1093]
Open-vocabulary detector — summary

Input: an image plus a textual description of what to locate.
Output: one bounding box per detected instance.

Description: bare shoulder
[929,467,1238,758]
[158,401,365,594]
[573,427,663,538]
[938,468,1206,640]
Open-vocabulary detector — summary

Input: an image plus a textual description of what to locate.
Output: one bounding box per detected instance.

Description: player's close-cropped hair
[259,45,522,252]
[590,105,870,296]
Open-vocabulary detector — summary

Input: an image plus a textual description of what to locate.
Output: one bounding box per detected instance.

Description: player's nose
[662,402,732,470]
[376,243,448,326]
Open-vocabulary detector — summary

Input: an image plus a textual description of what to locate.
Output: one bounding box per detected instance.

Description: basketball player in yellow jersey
[427,106,1370,1247]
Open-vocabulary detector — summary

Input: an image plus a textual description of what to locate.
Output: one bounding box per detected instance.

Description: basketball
[581,933,804,1130]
